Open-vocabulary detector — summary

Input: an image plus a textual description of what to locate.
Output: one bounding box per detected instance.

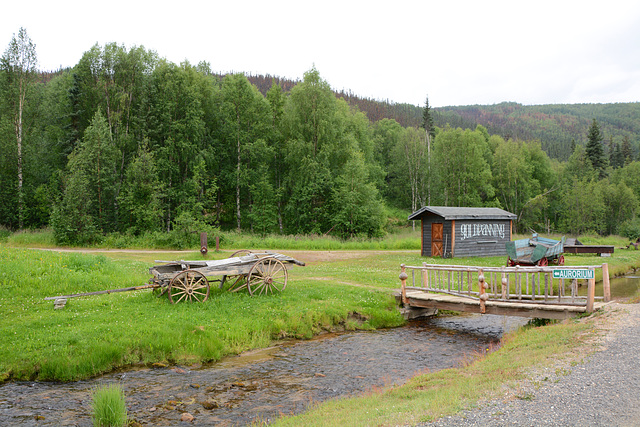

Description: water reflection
[577,274,640,299]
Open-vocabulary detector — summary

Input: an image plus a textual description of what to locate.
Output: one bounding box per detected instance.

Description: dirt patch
[25,247,413,264]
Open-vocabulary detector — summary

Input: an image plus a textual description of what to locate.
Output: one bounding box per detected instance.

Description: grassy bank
[0,247,405,382]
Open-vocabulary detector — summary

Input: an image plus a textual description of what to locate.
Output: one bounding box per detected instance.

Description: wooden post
[544,273,549,302]
[451,219,456,256]
[215,235,220,252]
[602,263,611,302]
[422,263,428,289]
[400,264,408,305]
[587,270,595,313]
[422,262,429,288]
[478,269,488,314]
[501,271,507,300]
[200,232,208,256]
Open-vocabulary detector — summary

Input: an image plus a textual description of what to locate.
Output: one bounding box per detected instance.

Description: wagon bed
[506,234,565,266]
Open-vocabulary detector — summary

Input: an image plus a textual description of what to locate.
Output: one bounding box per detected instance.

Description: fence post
[602,263,611,302]
[422,262,429,289]
[400,264,408,305]
[478,269,488,314]
[586,267,595,313]
[200,232,208,256]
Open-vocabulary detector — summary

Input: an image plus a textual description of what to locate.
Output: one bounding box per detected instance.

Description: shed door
[431,223,443,257]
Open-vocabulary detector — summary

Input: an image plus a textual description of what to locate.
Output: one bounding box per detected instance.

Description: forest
[2,29,640,245]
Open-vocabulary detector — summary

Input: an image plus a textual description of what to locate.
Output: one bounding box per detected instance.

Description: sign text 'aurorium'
[552,269,594,280]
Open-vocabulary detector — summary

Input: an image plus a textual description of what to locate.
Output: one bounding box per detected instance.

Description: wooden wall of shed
[420,215,453,257]
[419,216,512,258]
[453,219,511,257]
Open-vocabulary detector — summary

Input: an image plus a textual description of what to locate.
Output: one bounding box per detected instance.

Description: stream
[0,314,526,426]
[2,274,638,426]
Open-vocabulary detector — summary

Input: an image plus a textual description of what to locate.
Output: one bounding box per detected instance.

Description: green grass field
[2,236,640,425]
[0,247,409,382]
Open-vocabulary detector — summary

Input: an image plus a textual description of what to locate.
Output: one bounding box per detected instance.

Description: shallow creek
[3,273,639,426]
[0,314,527,426]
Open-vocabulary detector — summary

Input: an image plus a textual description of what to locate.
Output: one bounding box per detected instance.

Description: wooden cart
[506,234,565,266]
[45,251,305,307]
[149,250,305,303]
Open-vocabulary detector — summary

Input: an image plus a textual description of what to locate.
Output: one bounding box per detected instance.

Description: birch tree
[1,28,37,229]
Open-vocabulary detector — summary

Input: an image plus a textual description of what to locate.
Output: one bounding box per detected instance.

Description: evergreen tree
[421,96,435,204]
[52,110,120,244]
[585,119,607,177]
[621,135,634,165]
[421,96,436,141]
[118,140,163,234]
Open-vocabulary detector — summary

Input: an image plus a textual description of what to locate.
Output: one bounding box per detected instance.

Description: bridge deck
[405,290,608,320]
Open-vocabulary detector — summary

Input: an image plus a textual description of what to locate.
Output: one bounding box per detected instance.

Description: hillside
[437,102,640,160]
[247,74,640,161]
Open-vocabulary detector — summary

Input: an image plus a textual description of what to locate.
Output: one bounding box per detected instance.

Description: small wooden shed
[408,206,517,258]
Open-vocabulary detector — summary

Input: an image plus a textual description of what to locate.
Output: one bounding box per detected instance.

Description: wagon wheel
[557,255,565,266]
[168,270,210,303]
[226,275,249,293]
[247,257,288,296]
[229,250,252,258]
[537,257,549,267]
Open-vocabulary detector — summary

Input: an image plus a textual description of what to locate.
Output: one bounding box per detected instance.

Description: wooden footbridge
[399,263,611,320]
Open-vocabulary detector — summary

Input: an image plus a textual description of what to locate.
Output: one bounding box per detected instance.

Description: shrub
[619,217,640,242]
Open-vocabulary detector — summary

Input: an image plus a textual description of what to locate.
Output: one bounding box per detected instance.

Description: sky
[3,0,640,108]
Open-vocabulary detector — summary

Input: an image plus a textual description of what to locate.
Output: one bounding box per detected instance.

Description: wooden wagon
[506,234,565,266]
[149,250,305,303]
[46,251,305,307]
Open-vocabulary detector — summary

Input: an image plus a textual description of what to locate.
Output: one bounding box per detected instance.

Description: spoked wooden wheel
[169,270,210,303]
[247,257,288,296]
[226,275,248,293]
[229,250,252,258]
[537,257,549,267]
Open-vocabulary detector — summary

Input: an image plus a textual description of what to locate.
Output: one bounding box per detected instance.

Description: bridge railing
[399,263,610,313]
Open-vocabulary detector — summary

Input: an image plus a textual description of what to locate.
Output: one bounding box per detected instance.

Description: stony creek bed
[0,314,527,426]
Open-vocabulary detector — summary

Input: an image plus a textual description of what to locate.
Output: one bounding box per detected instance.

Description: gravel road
[428,302,640,426]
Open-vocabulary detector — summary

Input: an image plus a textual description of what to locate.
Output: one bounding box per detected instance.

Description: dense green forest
[2,29,640,244]
[247,75,640,163]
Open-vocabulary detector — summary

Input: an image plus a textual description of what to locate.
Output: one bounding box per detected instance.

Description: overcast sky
[4,0,640,107]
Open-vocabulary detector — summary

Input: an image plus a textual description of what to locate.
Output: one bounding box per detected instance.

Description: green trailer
[506,233,565,266]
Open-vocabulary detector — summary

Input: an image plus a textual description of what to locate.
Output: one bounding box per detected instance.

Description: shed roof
[408,206,517,221]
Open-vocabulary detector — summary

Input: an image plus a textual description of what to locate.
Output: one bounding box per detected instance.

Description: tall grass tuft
[91,383,128,427]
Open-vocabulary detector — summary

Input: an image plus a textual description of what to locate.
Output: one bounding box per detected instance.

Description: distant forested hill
[247,74,640,161]
[436,102,640,160]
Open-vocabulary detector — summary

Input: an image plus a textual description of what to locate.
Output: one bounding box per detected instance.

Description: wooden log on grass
[45,283,159,301]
